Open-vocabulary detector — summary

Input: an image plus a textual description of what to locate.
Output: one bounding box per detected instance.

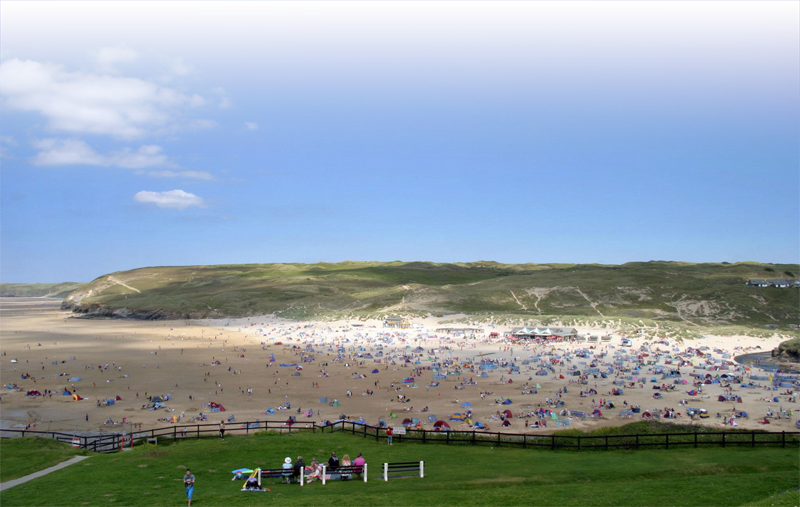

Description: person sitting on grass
[231,471,244,481]
[307,461,322,482]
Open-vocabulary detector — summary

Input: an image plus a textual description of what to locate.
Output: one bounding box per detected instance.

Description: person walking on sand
[183,469,195,507]
[219,420,225,439]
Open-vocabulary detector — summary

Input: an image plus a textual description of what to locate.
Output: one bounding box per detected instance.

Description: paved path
[0,456,91,492]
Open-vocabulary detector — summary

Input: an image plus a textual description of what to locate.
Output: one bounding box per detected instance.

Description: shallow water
[734,352,782,372]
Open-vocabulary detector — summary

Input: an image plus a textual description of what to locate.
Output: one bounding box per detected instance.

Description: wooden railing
[2,420,797,453]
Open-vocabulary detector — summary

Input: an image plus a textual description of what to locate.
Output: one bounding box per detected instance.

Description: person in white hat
[282,457,293,483]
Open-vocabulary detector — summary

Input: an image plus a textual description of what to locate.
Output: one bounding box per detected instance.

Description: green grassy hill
[0,282,84,299]
[60,261,799,327]
[1,429,798,507]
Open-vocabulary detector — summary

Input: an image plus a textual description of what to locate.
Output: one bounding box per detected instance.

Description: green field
[60,261,799,331]
[0,282,84,299]
[1,430,798,507]
[0,437,87,482]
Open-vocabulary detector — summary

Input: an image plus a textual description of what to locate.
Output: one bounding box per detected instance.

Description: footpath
[0,456,91,492]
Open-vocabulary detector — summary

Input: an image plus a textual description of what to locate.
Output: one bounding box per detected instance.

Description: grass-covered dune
[0,282,84,299]
[1,428,798,507]
[61,261,799,326]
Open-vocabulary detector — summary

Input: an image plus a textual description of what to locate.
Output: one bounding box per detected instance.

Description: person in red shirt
[386,428,393,445]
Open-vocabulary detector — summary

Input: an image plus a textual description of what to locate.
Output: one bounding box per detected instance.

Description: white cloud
[30,138,177,168]
[244,122,259,130]
[170,57,191,76]
[92,44,138,73]
[133,189,205,209]
[146,170,213,180]
[0,58,212,139]
[0,135,17,161]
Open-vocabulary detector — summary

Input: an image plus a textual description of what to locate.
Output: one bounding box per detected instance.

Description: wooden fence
[2,420,798,453]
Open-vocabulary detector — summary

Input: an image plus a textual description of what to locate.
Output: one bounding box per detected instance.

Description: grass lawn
[1,431,798,506]
[0,437,88,482]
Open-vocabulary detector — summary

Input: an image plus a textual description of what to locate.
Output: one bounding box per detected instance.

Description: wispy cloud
[244,122,259,130]
[92,44,138,74]
[169,57,191,76]
[0,58,212,139]
[0,135,17,161]
[213,87,232,109]
[145,170,213,181]
[133,189,205,209]
[30,138,177,168]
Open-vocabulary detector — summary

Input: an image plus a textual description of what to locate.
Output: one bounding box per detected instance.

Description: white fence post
[322,465,326,486]
[420,461,424,478]
[364,463,368,482]
[258,468,262,488]
[384,462,388,482]
[300,467,304,487]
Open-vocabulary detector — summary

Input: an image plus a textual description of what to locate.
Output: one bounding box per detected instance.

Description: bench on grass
[382,461,424,481]
[319,464,368,485]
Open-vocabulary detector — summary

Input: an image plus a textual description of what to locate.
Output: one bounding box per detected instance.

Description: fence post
[322,465,326,486]
[247,424,249,436]
[552,435,556,450]
[420,461,424,478]
[446,431,450,445]
[665,433,669,450]
[721,432,725,448]
[752,432,755,448]
[364,424,367,438]
[636,434,639,450]
[363,463,368,483]
[352,423,355,435]
[523,434,526,449]
[174,426,177,440]
[497,432,501,447]
[694,432,697,449]
[384,462,388,482]
[781,431,785,448]
[606,435,610,451]
[197,425,200,438]
[577,436,581,452]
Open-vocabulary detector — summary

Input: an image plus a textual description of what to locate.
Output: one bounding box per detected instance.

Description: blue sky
[1,1,798,282]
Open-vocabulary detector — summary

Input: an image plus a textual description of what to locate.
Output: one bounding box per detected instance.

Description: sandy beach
[1,298,797,435]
